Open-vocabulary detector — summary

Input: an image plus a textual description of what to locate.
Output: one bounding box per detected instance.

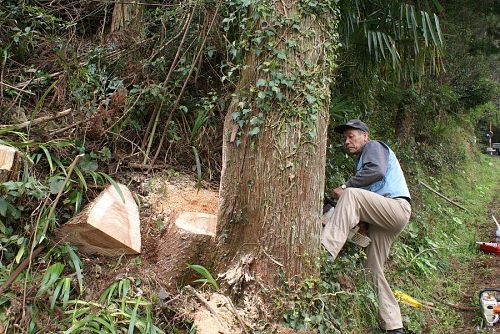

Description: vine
[221,0,341,141]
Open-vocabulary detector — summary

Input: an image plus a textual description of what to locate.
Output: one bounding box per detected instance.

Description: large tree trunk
[217,2,338,285]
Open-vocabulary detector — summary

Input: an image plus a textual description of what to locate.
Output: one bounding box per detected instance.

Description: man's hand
[331,186,344,200]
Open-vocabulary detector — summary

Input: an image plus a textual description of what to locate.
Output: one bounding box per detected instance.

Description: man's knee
[339,187,359,202]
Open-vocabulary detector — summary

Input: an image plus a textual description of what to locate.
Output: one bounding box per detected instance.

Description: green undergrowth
[390,153,499,333]
[277,250,379,334]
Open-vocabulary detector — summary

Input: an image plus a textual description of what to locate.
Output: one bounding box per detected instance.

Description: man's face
[343,128,368,155]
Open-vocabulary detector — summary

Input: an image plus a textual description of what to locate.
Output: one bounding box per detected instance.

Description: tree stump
[0,144,20,182]
[59,184,141,256]
[155,211,217,287]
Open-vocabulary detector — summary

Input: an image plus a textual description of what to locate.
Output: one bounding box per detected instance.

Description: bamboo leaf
[29,79,58,135]
[410,6,420,53]
[187,264,219,290]
[382,33,398,68]
[14,241,25,264]
[128,298,141,334]
[192,146,202,191]
[431,0,444,12]
[93,316,116,334]
[50,279,64,310]
[62,277,71,308]
[405,4,411,29]
[119,278,131,298]
[424,12,438,47]
[64,244,83,293]
[64,315,92,334]
[191,110,208,142]
[100,173,125,203]
[39,145,55,173]
[434,14,444,46]
[99,281,118,304]
[377,32,386,59]
[37,262,65,296]
[421,10,429,47]
[0,292,14,307]
[372,31,379,61]
[367,31,372,55]
[73,167,88,191]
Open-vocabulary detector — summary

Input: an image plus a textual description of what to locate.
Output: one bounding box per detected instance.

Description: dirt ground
[453,186,499,333]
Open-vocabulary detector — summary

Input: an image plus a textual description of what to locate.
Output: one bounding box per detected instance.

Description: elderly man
[322,119,411,334]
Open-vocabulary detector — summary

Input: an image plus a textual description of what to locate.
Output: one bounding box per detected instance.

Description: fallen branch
[126,162,171,170]
[418,180,469,212]
[13,71,63,89]
[224,295,250,334]
[0,81,35,95]
[0,108,72,130]
[49,119,87,136]
[0,245,44,295]
[431,297,479,312]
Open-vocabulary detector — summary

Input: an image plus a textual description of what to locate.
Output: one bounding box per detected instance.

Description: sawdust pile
[143,173,219,217]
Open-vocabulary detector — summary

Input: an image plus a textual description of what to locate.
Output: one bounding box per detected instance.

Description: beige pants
[321,188,411,331]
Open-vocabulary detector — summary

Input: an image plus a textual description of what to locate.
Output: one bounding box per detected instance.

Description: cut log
[155,211,217,287]
[0,144,20,182]
[59,184,141,256]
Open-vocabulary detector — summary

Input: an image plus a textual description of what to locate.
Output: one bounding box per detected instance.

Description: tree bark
[217,2,338,285]
[110,0,144,34]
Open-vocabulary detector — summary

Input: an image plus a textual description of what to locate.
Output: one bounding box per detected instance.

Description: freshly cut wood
[59,184,141,256]
[175,212,216,236]
[0,144,20,182]
[154,211,217,287]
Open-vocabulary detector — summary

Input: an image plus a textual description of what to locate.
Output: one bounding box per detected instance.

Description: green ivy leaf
[79,156,98,172]
[256,79,267,87]
[306,95,316,104]
[276,51,287,59]
[0,198,7,217]
[49,176,65,195]
[249,127,260,136]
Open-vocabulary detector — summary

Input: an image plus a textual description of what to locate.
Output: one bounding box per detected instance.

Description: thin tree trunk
[111,1,144,34]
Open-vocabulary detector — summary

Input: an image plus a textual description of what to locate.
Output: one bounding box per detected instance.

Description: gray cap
[334,119,369,134]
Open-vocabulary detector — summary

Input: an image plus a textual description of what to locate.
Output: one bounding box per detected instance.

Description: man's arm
[345,141,388,188]
[331,141,389,199]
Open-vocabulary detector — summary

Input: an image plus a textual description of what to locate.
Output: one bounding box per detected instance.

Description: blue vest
[356,141,411,199]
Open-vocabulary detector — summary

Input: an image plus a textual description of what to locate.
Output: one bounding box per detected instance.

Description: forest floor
[78,171,220,298]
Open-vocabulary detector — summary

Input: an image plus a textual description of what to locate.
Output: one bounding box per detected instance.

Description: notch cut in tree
[58,184,141,256]
[0,144,20,182]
